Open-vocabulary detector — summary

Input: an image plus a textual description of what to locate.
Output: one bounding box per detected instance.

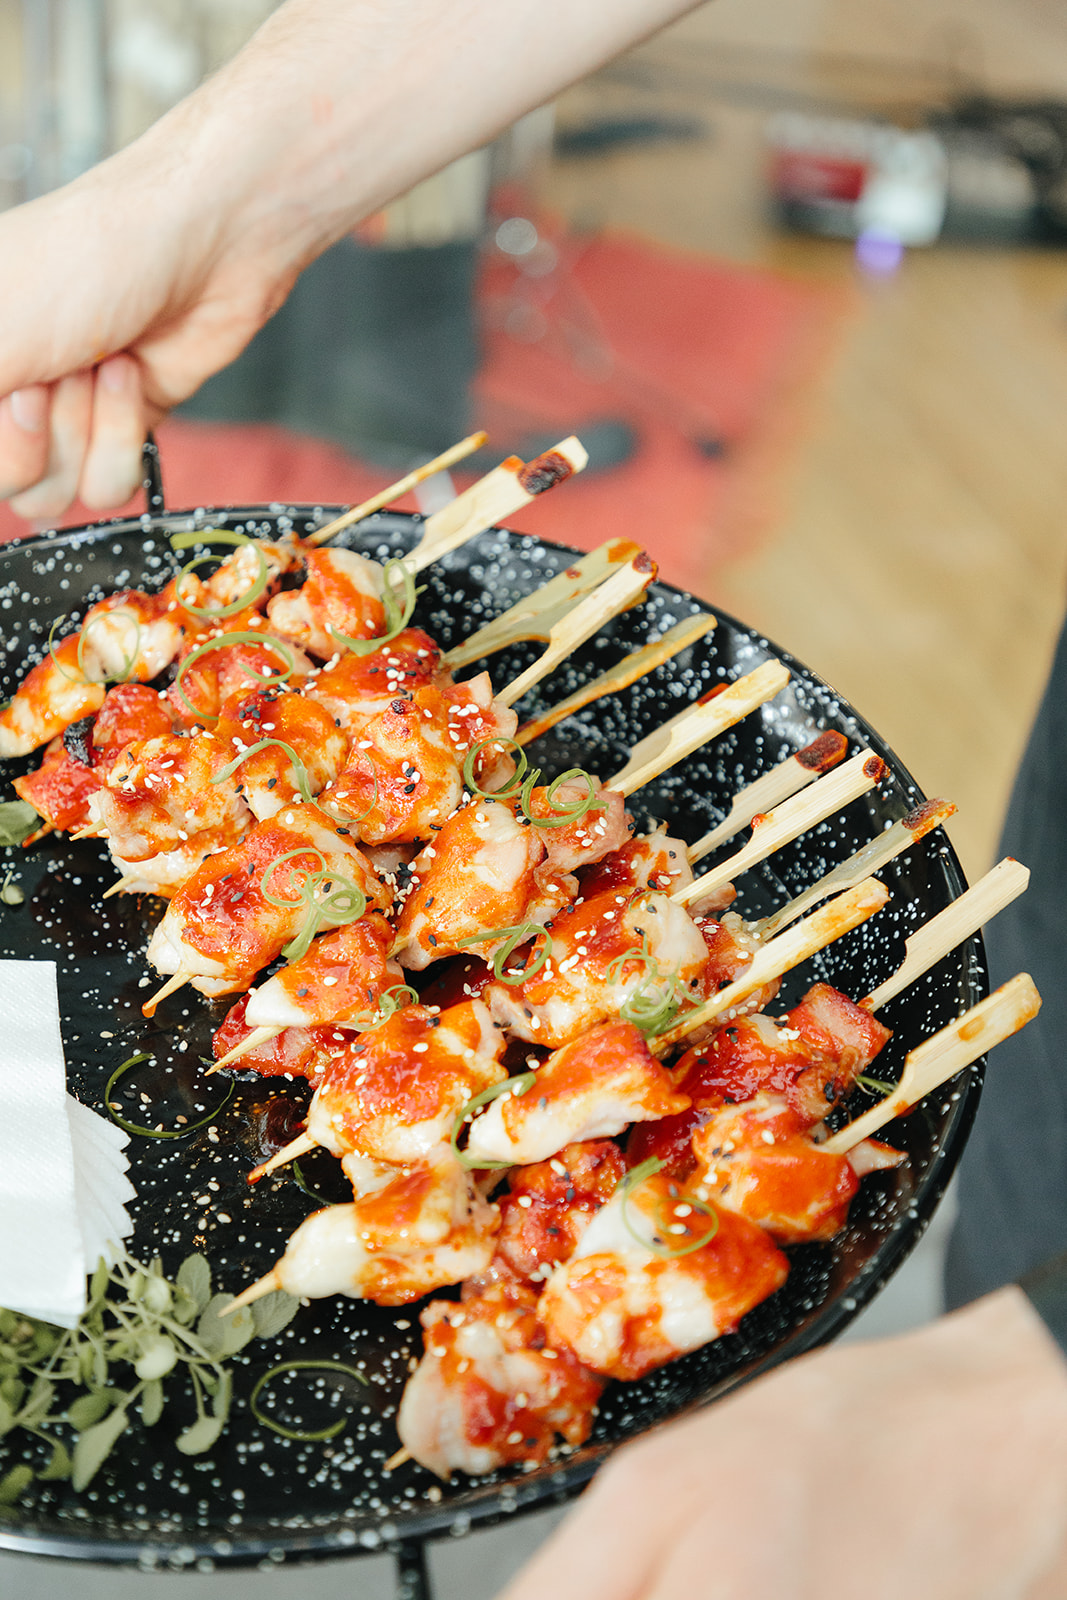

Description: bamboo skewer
[496,556,657,709]
[686,730,848,861]
[208,1025,279,1074]
[383,1447,412,1472]
[822,973,1041,1154]
[142,971,192,1017]
[861,857,1030,1013]
[221,1268,284,1315]
[673,751,888,909]
[753,797,958,941]
[652,878,891,1053]
[609,660,791,797]
[305,432,489,547]
[406,437,589,575]
[444,539,644,671]
[514,613,717,747]
[248,1131,317,1184]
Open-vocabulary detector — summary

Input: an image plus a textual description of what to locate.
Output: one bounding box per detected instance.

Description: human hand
[497,1287,1067,1600]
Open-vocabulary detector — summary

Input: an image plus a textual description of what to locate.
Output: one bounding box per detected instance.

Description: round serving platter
[0,504,985,1570]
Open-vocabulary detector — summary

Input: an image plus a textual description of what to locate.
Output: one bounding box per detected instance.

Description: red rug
[0,232,852,598]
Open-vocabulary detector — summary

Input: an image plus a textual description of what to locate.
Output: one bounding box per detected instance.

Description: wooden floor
[542,23,1067,881]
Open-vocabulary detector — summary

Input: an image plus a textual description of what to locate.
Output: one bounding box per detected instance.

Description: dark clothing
[945,614,1067,1308]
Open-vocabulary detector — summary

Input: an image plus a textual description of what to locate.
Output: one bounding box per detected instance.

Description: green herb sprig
[0,1250,298,1505]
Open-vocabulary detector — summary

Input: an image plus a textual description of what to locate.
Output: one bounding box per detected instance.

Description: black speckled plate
[0,505,985,1572]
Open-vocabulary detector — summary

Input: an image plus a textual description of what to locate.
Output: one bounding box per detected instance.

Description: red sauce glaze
[169,635,295,726]
[495,1139,627,1284]
[500,1022,688,1142]
[579,835,687,898]
[797,729,848,773]
[269,911,396,1021]
[93,683,175,754]
[420,1280,602,1465]
[692,1100,859,1243]
[544,1193,789,1381]
[317,1001,501,1140]
[213,995,338,1083]
[328,686,459,842]
[14,738,100,831]
[300,548,387,642]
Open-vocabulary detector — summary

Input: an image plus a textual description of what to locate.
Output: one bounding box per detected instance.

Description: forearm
[144,0,707,275]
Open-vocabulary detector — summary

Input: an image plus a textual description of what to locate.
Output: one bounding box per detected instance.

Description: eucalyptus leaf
[0,1464,34,1505]
[175,1414,225,1456]
[71,1407,129,1491]
[0,801,38,848]
[250,1290,300,1342]
[196,1295,255,1359]
[176,1253,212,1312]
[66,1389,113,1431]
[140,1378,164,1427]
[38,1438,73,1481]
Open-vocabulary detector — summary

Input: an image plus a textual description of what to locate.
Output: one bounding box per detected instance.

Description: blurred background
[2,1,1067,1594]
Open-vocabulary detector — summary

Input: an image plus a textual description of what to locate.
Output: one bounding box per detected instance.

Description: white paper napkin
[0,959,133,1327]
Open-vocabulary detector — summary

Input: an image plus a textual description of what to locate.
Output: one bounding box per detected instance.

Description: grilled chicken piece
[146,804,392,996]
[463,1022,689,1168]
[305,999,506,1165]
[266,1154,499,1305]
[394,783,631,972]
[91,730,253,858]
[301,628,444,733]
[266,548,387,658]
[485,887,708,1049]
[214,683,348,821]
[539,1171,789,1381]
[493,1139,628,1286]
[397,1277,602,1479]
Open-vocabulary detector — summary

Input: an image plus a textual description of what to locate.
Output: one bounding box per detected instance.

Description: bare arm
[498,1288,1067,1600]
[0,0,702,520]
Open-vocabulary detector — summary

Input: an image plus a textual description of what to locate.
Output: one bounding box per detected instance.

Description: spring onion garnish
[458,922,554,986]
[616,1158,720,1258]
[260,849,368,962]
[450,1072,537,1170]
[346,983,420,1031]
[460,739,605,830]
[104,1053,234,1140]
[48,610,142,687]
[211,737,378,827]
[291,1160,335,1206]
[461,736,530,801]
[521,767,603,829]
[855,1073,895,1098]
[606,930,683,1035]
[171,530,270,620]
[173,630,296,721]
[0,1250,298,1504]
[327,557,421,656]
[249,1359,368,1443]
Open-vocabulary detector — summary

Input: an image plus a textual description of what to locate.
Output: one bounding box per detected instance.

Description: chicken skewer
[304,431,488,547]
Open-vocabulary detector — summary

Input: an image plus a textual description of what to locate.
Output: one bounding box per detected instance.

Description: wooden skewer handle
[444,538,643,670]
[755,797,957,941]
[687,730,848,863]
[515,613,717,747]
[823,972,1041,1153]
[862,857,1031,1013]
[409,436,589,573]
[497,555,656,709]
[306,432,488,547]
[674,750,887,909]
[610,659,790,797]
[654,877,890,1050]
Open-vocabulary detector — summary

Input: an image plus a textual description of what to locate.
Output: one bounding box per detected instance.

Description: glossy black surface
[0,506,985,1569]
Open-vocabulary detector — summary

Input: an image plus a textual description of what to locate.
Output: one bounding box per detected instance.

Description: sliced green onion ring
[449,1071,537,1170]
[47,616,81,684]
[616,1158,720,1258]
[104,1053,234,1140]
[457,922,554,986]
[170,530,270,620]
[607,929,683,1035]
[48,609,142,688]
[173,630,296,721]
[291,1160,335,1207]
[327,558,421,656]
[855,1073,895,1098]
[521,767,604,830]
[259,848,368,962]
[250,1359,367,1442]
[461,736,530,801]
[260,847,328,909]
[346,983,420,1031]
